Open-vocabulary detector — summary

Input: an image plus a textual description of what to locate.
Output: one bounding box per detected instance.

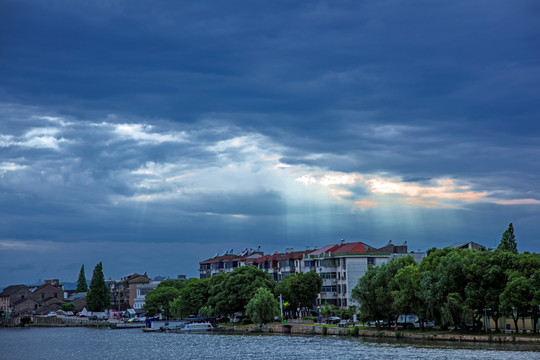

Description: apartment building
[199,248,264,279]
[303,241,424,308]
[199,240,425,309]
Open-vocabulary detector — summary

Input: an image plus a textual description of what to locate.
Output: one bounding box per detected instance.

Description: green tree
[86,262,111,312]
[392,263,429,330]
[497,223,518,253]
[169,278,209,319]
[61,302,76,312]
[209,266,274,316]
[275,271,322,317]
[352,255,417,328]
[76,265,88,293]
[500,271,529,332]
[143,286,181,317]
[416,249,475,330]
[198,305,215,317]
[157,279,186,291]
[245,287,279,325]
[483,250,516,331]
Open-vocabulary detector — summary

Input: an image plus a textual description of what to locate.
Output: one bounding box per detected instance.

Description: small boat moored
[180,322,214,332]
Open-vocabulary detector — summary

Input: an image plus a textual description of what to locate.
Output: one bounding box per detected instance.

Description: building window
[368,258,375,266]
[319,272,337,279]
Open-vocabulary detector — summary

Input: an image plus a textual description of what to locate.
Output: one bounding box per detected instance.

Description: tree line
[351,224,539,333]
[144,265,323,324]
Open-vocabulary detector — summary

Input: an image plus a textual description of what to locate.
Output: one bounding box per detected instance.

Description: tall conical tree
[86,262,111,311]
[76,265,89,293]
[497,223,518,254]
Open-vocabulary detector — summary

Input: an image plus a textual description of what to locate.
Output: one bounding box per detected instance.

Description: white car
[47,312,58,317]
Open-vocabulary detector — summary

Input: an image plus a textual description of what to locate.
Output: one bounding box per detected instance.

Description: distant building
[0,285,34,314]
[107,279,130,311]
[65,292,87,312]
[126,274,151,307]
[133,281,160,311]
[246,250,311,281]
[199,240,425,309]
[12,298,38,314]
[199,248,264,279]
[0,294,10,316]
[33,279,64,305]
[107,273,151,310]
[448,241,486,251]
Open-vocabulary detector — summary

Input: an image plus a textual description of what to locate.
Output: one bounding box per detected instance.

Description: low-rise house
[65,292,87,313]
[12,298,38,314]
[133,281,160,312]
[107,279,130,311]
[33,279,64,305]
[0,285,33,306]
[126,273,151,308]
[0,294,11,316]
[108,273,152,310]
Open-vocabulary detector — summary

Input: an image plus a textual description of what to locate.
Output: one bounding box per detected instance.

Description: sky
[1,0,539,287]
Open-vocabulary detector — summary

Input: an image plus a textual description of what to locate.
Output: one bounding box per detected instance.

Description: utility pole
[279,294,284,323]
[483,308,491,333]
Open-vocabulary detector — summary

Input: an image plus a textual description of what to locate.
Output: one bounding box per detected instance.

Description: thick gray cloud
[1,0,539,286]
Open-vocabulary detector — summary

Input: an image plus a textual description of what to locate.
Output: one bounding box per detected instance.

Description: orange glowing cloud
[493,199,540,205]
[354,199,379,210]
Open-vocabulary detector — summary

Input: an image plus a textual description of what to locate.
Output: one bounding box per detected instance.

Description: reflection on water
[0,327,538,360]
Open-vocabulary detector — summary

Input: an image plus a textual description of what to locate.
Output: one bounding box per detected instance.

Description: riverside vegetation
[142,223,538,335]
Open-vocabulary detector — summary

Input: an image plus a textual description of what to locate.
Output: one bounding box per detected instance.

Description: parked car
[413,320,435,329]
[65,311,74,316]
[327,316,341,324]
[338,320,350,327]
[47,312,57,317]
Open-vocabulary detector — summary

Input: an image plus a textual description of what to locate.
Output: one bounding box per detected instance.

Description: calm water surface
[0,327,538,360]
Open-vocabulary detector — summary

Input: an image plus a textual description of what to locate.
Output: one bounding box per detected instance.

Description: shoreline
[3,320,539,345]
[220,323,540,344]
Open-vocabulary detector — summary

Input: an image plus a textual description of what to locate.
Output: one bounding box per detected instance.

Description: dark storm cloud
[1,0,539,285]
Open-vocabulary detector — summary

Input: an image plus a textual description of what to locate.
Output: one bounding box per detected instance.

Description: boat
[180,322,214,332]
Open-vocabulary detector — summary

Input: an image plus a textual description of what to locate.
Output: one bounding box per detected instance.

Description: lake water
[0,327,538,360]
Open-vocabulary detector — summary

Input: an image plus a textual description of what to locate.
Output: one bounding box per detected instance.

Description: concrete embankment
[222,324,540,344]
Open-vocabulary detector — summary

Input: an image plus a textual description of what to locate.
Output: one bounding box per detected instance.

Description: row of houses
[199,240,426,308]
[0,279,69,316]
[0,273,187,317]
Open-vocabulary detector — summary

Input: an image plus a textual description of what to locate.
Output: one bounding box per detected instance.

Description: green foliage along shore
[352,224,539,333]
[145,264,322,322]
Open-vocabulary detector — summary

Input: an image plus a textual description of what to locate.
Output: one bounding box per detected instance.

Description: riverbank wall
[223,324,540,344]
